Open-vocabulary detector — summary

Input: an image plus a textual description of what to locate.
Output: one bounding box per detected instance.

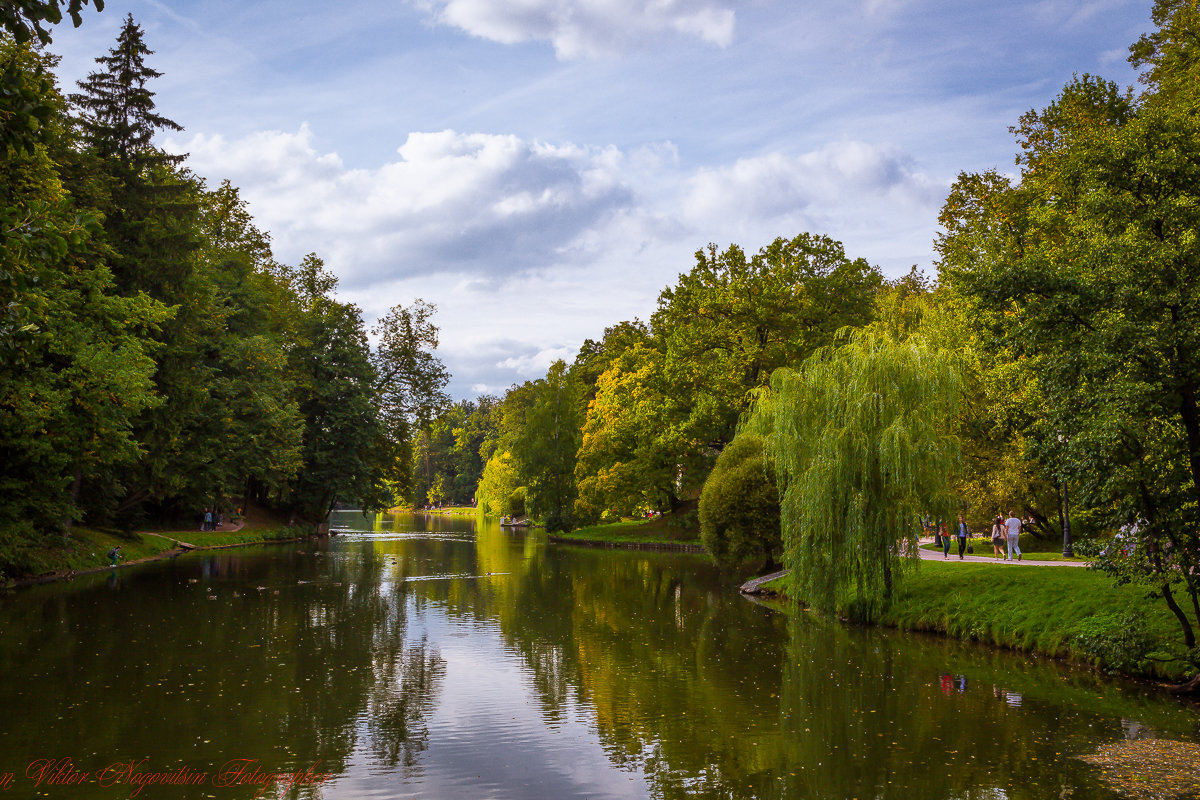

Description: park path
[742,540,1089,593]
[916,537,1089,567]
[138,517,247,551]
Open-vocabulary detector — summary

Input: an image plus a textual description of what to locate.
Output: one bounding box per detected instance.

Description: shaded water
[0,511,1196,799]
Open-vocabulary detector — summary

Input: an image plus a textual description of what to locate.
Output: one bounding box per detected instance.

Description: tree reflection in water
[364,634,446,774]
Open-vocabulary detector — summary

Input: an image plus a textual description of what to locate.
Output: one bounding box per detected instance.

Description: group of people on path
[931,512,1028,561]
[200,507,222,531]
[991,513,1025,561]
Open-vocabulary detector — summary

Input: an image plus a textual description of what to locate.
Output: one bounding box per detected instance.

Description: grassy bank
[759,561,1193,683]
[553,513,702,547]
[0,522,303,588]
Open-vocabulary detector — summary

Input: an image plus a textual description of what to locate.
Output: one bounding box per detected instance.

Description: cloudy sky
[49,0,1148,398]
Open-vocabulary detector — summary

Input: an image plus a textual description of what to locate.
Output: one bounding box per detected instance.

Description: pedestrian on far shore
[1004,511,1023,561]
[956,515,969,560]
[990,515,1005,559]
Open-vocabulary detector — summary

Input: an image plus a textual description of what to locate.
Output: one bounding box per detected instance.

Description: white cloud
[412,0,737,58]
[497,346,578,376]
[681,140,940,226]
[170,126,633,287]
[171,125,948,397]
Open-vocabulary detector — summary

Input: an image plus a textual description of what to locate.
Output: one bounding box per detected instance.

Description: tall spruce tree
[69,13,194,297]
[71,13,181,165]
[66,15,208,524]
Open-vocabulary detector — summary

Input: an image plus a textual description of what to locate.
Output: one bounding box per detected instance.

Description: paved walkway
[139,518,248,551]
[740,540,1088,593]
[917,537,1089,567]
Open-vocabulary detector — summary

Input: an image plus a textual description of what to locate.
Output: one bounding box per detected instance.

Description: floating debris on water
[1077,738,1200,799]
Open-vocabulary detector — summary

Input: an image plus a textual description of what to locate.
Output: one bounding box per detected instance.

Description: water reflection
[0,512,1194,800]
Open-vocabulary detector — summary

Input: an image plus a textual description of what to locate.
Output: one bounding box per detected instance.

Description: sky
[47,0,1150,399]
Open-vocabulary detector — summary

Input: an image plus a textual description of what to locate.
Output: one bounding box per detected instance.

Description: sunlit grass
[757,559,1191,681]
[555,515,701,546]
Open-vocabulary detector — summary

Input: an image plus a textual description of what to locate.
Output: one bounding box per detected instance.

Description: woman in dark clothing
[956,515,969,559]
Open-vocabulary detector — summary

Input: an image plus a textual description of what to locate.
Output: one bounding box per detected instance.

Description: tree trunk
[1166,671,1200,695]
[1179,379,1200,506]
[1161,582,1196,650]
[62,468,83,541]
[882,540,894,599]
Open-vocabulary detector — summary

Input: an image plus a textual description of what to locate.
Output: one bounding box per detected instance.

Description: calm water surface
[1,511,1197,799]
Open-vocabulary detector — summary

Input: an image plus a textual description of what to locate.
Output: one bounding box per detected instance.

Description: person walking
[941,522,952,559]
[956,514,969,560]
[1004,511,1023,561]
[990,515,1005,559]
[108,546,121,567]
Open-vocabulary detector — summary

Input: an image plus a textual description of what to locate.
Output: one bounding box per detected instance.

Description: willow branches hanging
[747,328,962,617]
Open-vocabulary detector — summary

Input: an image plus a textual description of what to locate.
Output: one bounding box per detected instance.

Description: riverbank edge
[0,528,309,590]
[547,535,705,553]
[742,568,1197,687]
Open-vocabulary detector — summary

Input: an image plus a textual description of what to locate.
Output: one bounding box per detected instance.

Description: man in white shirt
[1004,511,1023,561]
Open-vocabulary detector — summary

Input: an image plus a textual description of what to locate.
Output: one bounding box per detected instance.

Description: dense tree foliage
[937,0,1200,663]
[698,432,781,570]
[0,23,448,568]
[747,329,961,618]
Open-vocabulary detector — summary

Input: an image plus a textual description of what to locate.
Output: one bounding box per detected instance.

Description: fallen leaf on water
[1077,739,1200,799]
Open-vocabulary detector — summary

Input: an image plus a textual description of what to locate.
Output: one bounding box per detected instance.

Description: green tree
[512,360,583,531]
[476,450,523,517]
[0,0,103,45]
[191,180,303,509]
[70,14,182,166]
[284,255,386,522]
[0,40,164,548]
[651,233,883,491]
[698,432,781,570]
[938,36,1200,664]
[63,15,211,523]
[574,342,681,520]
[748,330,961,618]
[372,299,451,503]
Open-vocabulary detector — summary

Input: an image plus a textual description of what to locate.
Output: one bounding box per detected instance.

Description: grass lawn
[757,559,1192,681]
[554,513,702,546]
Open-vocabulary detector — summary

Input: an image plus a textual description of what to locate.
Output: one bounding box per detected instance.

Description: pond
[0,511,1196,799]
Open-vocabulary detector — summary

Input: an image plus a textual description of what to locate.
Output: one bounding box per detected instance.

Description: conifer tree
[70,13,181,166]
[65,15,206,524]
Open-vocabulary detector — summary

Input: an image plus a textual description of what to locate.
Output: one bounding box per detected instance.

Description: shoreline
[1,531,308,591]
[740,566,1198,689]
[547,535,704,553]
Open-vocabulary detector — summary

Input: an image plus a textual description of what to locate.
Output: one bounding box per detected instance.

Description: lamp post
[1058,433,1073,557]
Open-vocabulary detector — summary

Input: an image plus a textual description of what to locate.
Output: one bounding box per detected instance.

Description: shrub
[699,433,781,569]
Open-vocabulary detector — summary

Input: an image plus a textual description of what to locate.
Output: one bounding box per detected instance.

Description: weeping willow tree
[746,328,961,618]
